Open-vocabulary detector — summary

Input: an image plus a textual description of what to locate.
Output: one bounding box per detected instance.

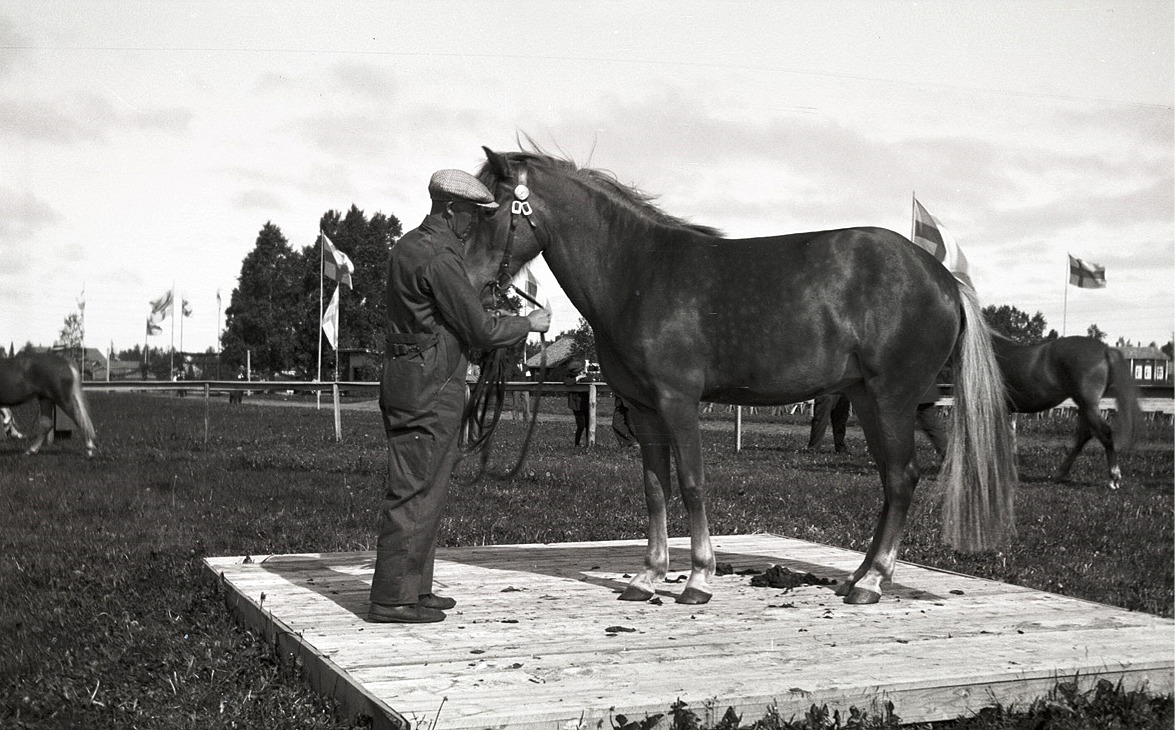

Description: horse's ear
[483,146,511,180]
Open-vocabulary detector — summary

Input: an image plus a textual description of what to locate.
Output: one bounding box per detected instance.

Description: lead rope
[458,169,547,482]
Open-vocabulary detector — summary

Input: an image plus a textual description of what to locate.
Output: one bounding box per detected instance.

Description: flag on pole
[912,198,973,289]
[511,265,541,307]
[182,298,193,317]
[1068,254,1106,289]
[146,316,162,336]
[322,232,354,289]
[77,286,85,312]
[321,285,340,348]
[150,290,174,320]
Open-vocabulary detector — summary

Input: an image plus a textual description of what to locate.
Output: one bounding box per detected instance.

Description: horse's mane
[479,149,723,238]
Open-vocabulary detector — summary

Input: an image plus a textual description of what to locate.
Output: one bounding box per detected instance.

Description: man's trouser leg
[371,379,465,606]
[830,395,851,452]
[916,404,948,457]
[807,396,833,449]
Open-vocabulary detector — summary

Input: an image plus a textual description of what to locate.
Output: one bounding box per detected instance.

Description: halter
[490,168,540,306]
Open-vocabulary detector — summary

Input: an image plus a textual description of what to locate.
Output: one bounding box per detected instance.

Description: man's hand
[527,308,552,333]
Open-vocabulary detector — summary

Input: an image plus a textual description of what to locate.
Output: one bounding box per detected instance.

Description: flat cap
[428,169,499,209]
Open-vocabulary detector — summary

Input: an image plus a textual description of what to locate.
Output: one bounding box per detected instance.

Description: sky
[2,1,1172,360]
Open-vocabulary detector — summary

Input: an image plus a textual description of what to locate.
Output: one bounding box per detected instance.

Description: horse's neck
[539,188,651,326]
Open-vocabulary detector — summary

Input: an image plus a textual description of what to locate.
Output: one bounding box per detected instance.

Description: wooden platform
[203,535,1174,729]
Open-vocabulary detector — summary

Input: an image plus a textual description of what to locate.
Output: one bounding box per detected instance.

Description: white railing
[79,381,1172,450]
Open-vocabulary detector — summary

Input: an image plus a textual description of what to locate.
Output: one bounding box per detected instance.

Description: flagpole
[78,284,85,381]
[1062,254,1069,336]
[317,231,325,410]
[216,290,222,380]
[169,283,176,380]
[910,191,916,242]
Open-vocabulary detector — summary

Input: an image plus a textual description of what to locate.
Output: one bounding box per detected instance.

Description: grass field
[1,392,1171,729]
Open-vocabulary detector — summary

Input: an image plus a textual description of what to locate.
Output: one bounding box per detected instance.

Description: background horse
[0,352,96,457]
[992,333,1143,489]
[1,407,24,439]
[467,148,1017,605]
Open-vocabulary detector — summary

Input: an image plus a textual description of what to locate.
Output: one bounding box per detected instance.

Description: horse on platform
[0,352,96,457]
[992,333,1143,489]
[465,148,1017,605]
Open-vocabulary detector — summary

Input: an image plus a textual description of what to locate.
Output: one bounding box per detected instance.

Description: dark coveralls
[807,393,851,452]
[916,384,949,457]
[374,213,531,607]
[564,373,590,446]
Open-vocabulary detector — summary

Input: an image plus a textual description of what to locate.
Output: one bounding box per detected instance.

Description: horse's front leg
[638,395,716,604]
[668,409,714,604]
[619,412,674,601]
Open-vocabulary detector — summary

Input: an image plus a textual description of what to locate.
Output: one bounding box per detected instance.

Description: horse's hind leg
[1067,408,1119,489]
[1,408,24,439]
[61,389,97,458]
[1054,417,1093,485]
[837,393,919,604]
[619,406,675,602]
[24,399,55,455]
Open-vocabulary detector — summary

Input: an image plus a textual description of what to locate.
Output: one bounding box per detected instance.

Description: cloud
[0,185,60,240]
[0,95,192,144]
[330,63,398,101]
[294,110,393,158]
[0,15,30,77]
[233,188,287,212]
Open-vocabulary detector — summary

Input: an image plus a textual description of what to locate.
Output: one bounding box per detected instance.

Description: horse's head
[463,147,548,307]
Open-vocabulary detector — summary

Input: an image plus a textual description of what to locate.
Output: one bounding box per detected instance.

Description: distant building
[45,346,109,380]
[1118,346,1171,385]
[338,348,378,381]
[524,337,579,381]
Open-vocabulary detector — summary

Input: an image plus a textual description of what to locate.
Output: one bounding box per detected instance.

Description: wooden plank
[205,534,1175,729]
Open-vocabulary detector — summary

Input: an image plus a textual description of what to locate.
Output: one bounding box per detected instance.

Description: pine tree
[981,304,1049,344]
[221,222,301,377]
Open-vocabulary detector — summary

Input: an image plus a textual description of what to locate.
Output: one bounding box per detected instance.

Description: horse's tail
[1107,347,1143,452]
[67,362,97,448]
[941,283,1018,552]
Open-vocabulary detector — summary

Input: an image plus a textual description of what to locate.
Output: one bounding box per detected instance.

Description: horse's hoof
[834,582,853,597]
[842,587,881,605]
[675,587,712,605]
[618,585,654,602]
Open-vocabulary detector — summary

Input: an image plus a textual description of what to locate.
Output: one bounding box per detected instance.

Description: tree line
[219,206,402,380]
[17,206,1171,380]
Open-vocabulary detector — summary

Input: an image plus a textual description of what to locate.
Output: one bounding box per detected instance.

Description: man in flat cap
[370,169,551,624]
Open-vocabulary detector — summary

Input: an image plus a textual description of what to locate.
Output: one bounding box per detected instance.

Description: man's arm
[427,253,549,350]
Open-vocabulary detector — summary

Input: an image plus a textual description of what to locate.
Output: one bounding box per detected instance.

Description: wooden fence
[78,380,1173,451]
